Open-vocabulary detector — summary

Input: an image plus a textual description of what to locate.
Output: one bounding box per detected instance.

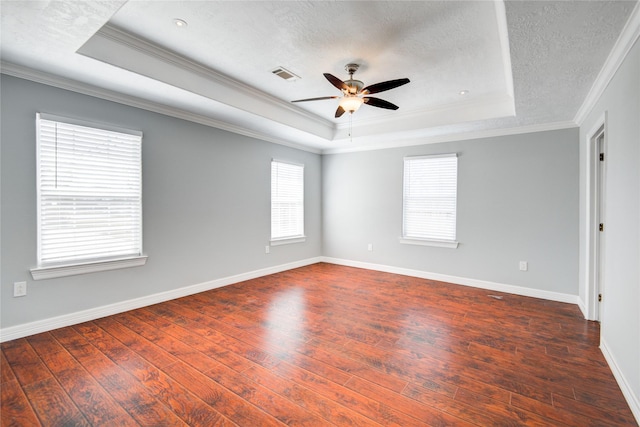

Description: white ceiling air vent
[272,66,300,81]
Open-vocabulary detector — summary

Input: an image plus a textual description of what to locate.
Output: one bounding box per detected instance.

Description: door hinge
[599,223,604,232]
[598,294,602,302]
[600,153,605,161]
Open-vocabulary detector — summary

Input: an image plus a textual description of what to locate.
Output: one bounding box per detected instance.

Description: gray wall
[579,39,639,408]
[0,75,582,331]
[1,75,322,328]
[322,129,579,295]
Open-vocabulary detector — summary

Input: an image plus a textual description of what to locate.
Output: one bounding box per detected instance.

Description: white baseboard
[0,256,580,342]
[320,258,640,421]
[601,339,640,425]
[5,255,633,422]
[0,257,323,343]
[321,257,579,305]
[577,296,588,319]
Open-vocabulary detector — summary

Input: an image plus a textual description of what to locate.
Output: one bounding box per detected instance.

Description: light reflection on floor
[265,286,307,355]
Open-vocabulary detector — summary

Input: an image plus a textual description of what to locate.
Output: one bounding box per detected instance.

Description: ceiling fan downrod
[344,63,364,95]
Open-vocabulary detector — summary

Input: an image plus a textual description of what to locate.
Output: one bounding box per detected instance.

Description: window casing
[401,154,458,248]
[271,160,305,245]
[31,113,146,279]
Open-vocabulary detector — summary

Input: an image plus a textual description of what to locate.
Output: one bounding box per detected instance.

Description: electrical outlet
[265,245,270,254]
[519,261,528,271]
[367,243,373,251]
[14,281,27,297]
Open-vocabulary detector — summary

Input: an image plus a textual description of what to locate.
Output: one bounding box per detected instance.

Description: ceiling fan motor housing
[344,63,363,94]
[344,79,364,95]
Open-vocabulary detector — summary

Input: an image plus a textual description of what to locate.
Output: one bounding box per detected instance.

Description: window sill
[399,237,459,249]
[270,236,306,246]
[30,255,148,280]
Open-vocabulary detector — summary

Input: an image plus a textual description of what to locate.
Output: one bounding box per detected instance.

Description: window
[401,154,458,248]
[271,160,305,245]
[31,113,146,280]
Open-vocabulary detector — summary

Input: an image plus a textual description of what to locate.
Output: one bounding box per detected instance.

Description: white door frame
[584,112,607,321]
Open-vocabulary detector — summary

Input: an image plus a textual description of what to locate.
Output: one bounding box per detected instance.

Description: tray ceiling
[1,1,637,152]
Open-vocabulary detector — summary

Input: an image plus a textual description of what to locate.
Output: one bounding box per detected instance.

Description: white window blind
[36,113,143,266]
[271,160,304,241]
[403,154,458,242]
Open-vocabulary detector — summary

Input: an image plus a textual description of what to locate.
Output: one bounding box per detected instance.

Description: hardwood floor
[1,263,637,426]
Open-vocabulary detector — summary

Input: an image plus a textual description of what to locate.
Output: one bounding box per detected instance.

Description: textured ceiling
[0,1,637,152]
[506,0,634,124]
[107,1,511,115]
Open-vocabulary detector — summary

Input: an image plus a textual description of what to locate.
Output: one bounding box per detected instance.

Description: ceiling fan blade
[335,105,346,118]
[291,96,340,103]
[363,97,399,110]
[361,78,410,95]
[324,73,349,92]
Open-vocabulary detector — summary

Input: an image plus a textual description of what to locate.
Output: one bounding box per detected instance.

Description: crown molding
[336,93,515,132]
[1,62,579,157]
[333,93,516,146]
[88,25,522,147]
[495,0,515,100]
[2,61,577,156]
[331,2,514,137]
[323,120,577,154]
[574,1,640,125]
[80,25,333,139]
[96,25,332,129]
[0,62,322,154]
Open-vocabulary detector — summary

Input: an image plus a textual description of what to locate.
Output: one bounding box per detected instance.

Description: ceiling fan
[292,63,410,118]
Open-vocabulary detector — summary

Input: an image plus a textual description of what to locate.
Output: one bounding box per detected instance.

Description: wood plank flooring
[1,263,637,426]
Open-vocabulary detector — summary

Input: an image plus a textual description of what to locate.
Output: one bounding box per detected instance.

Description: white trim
[5,256,579,343]
[402,154,458,244]
[600,340,640,425]
[1,61,580,156]
[403,153,457,161]
[270,236,306,246]
[78,25,333,142]
[336,93,515,134]
[35,113,144,271]
[2,257,322,343]
[38,112,143,137]
[583,113,607,321]
[91,25,330,130]
[399,237,459,249]
[323,121,578,155]
[574,2,640,125]
[30,256,148,280]
[577,296,588,319]
[0,62,322,155]
[495,0,515,100]
[7,254,635,422]
[272,158,305,168]
[321,257,579,305]
[271,160,305,241]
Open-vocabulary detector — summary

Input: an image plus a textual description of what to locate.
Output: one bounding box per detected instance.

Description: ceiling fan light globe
[339,96,363,113]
